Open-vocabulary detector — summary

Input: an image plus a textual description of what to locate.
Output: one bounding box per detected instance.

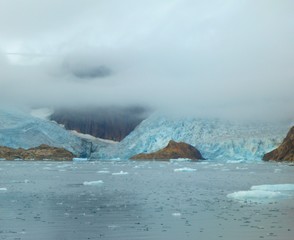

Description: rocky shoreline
[0,144,75,161]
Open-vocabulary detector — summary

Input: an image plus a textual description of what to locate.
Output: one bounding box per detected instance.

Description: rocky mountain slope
[50,106,148,141]
[130,140,204,160]
[263,126,294,161]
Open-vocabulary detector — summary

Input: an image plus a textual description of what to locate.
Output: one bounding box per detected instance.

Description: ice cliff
[0,107,92,157]
[91,114,292,161]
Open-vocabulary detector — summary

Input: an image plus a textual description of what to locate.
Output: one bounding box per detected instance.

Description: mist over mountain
[50,106,149,141]
[0,0,293,120]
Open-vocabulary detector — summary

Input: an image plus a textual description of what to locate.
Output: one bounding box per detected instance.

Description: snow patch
[71,130,118,144]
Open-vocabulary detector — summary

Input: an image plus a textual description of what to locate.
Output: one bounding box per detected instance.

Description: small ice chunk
[112,171,129,175]
[174,167,196,172]
[83,180,104,186]
[170,158,191,163]
[0,187,7,191]
[73,158,88,161]
[172,212,182,217]
[226,160,244,164]
[97,170,110,174]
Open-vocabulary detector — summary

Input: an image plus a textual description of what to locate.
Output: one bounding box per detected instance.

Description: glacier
[0,107,92,157]
[91,114,292,161]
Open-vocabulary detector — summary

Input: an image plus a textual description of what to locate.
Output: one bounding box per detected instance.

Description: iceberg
[91,114,291,161]
[251,184,294,191]
[228,184,294,202]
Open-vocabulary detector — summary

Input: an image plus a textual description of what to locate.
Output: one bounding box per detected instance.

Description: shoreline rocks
[0,144,75,161]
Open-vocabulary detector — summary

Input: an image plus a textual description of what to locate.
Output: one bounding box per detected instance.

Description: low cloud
[0,0,293,120]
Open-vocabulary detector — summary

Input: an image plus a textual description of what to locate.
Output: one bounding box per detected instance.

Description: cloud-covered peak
[0,0,293,119]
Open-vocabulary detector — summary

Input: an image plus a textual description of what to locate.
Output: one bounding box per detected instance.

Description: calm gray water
[0,160,294,240]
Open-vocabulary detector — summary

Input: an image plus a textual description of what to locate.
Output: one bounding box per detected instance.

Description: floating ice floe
[226,160,245,164]
[83,180,104,186]
[251,184,294,191]
[170,158,191,163]
[174,167,197,172]
[112,171,129,175]
[0,187,7,191]
[227,184,294,203]
[73,158,88,161]
[97,170,110,174]
[172,212,182,217]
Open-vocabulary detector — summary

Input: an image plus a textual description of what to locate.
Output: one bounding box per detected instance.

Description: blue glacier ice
[0,107,92,157]
[91,114,292,161]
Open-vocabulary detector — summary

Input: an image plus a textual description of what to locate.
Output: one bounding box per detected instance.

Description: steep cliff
[263,126,294,161]
[50,106,148,141]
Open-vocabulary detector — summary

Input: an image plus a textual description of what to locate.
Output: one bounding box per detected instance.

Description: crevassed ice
[91,114,290,161]
[0,107,92,157]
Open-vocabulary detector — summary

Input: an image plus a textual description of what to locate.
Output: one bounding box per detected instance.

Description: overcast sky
[0,0,293,119]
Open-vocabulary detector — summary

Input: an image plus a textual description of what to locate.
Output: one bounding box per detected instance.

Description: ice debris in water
[227,184,294,202]
[83,180,104,186]
[112,171,128,175]
[0,188,7,191]
[172,212,182,217]
[97,170,110,174]
[174,167,197,172]
[73,158,88,161]
[170,158,191,163]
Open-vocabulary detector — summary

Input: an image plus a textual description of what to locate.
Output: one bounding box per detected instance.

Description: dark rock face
[130,140,204,161]
[50,107,148,141]
[263,126,294,161]
[0,144,75,161]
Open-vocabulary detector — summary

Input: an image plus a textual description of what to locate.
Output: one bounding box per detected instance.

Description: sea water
[0,160,294,240]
